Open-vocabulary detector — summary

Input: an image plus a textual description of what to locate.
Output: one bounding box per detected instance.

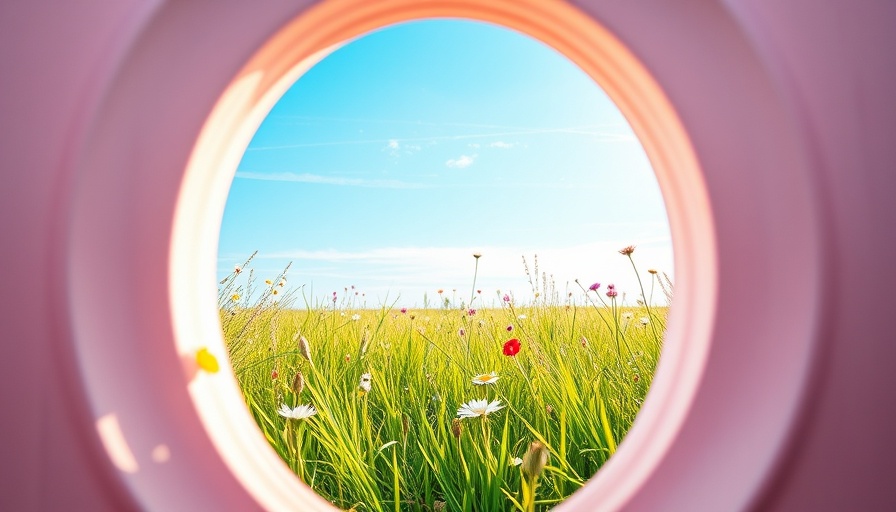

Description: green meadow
[218,250,670,511]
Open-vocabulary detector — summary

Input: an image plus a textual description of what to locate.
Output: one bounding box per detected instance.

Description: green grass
[218,252,669,511]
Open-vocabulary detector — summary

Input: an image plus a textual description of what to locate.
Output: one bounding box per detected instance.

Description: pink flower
[588,282,600,291]
[503,338,521,356]
[503,294,511,302]
[400,307,407,314]
[606,284,617,298]
[468,308,476,316]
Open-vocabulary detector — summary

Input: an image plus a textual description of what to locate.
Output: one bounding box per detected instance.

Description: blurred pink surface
[0,1,893,510]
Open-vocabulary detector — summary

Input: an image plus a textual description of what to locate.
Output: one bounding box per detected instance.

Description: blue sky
[218,19,672,309]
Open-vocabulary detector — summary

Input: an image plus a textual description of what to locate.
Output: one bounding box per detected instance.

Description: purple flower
[588,282,600,292]
[506,325,513,332]
[400,307,407,314]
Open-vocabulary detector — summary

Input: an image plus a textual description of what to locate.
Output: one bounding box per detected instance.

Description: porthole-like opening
[217,19,674,511]
[170,1,715,510]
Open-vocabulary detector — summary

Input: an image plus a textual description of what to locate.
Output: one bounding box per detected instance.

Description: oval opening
[218,18,672,511]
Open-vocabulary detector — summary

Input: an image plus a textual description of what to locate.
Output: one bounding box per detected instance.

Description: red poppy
[503,338,521,356]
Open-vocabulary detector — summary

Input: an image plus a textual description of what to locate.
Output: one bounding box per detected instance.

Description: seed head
[296,334,313,365]
[292,371,305,394]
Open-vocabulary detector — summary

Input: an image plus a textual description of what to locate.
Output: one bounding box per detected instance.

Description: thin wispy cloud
[446,154,476,168]
[247,124,635,152]
[235,171,426,189]
[490,141,516,149]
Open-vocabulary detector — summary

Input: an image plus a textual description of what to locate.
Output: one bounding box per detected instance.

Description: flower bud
[521,441,549,480]
[451,418,462,439]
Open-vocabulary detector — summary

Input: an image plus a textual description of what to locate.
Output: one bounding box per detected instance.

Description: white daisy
[359,372,372,393]
[640,316,650,325]
[277,403,317,420]
[351,314,361,321]
[457,398,505,419]
[471,372,500,385]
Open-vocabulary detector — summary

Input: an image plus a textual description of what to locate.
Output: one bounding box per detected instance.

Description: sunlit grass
[218,250,670,511]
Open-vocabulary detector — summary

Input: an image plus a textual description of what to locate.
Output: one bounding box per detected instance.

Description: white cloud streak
[234,171,426,189]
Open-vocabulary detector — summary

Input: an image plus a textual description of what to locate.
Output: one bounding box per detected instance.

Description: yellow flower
[196,348,219,373]
[230,293,240,301]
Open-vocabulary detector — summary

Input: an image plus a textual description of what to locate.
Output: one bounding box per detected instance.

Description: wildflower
[271,369,278,380]
[521,441,550,480]
[606,284,618,298]
[477,289,482,294]
[458,328,466,337]
[351,314,361,321]
[230,293,240,301]
[517,314,527,320]
[467,308,476,316]
[195,348,219,373]
[510,457,523,466]
[580,336,587,347]
[473,252,482,259]
[545,404,554,416]
[506,325,513,332]
[640,316,650,325]
[345,354,350,362]
[457,398,505,419]
[451,418,462,439]
[400,307,407,314]
[503,294,511,302]
[277,403,317,420]
[438,289,444,294]
[471,372,499,385]
[358,372,372,394]
[234,265,242,274]
[648,269,658,275]
[619,245,636,256]
[503,338,521,356]
[279,279,286,287]
[264,279,273,286]
[292,372,305,394]
[588,282,601,291]
[633,374,641,383]
[622,312,634,320]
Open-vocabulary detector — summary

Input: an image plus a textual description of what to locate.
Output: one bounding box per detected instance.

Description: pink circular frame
[64,0,822,510]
